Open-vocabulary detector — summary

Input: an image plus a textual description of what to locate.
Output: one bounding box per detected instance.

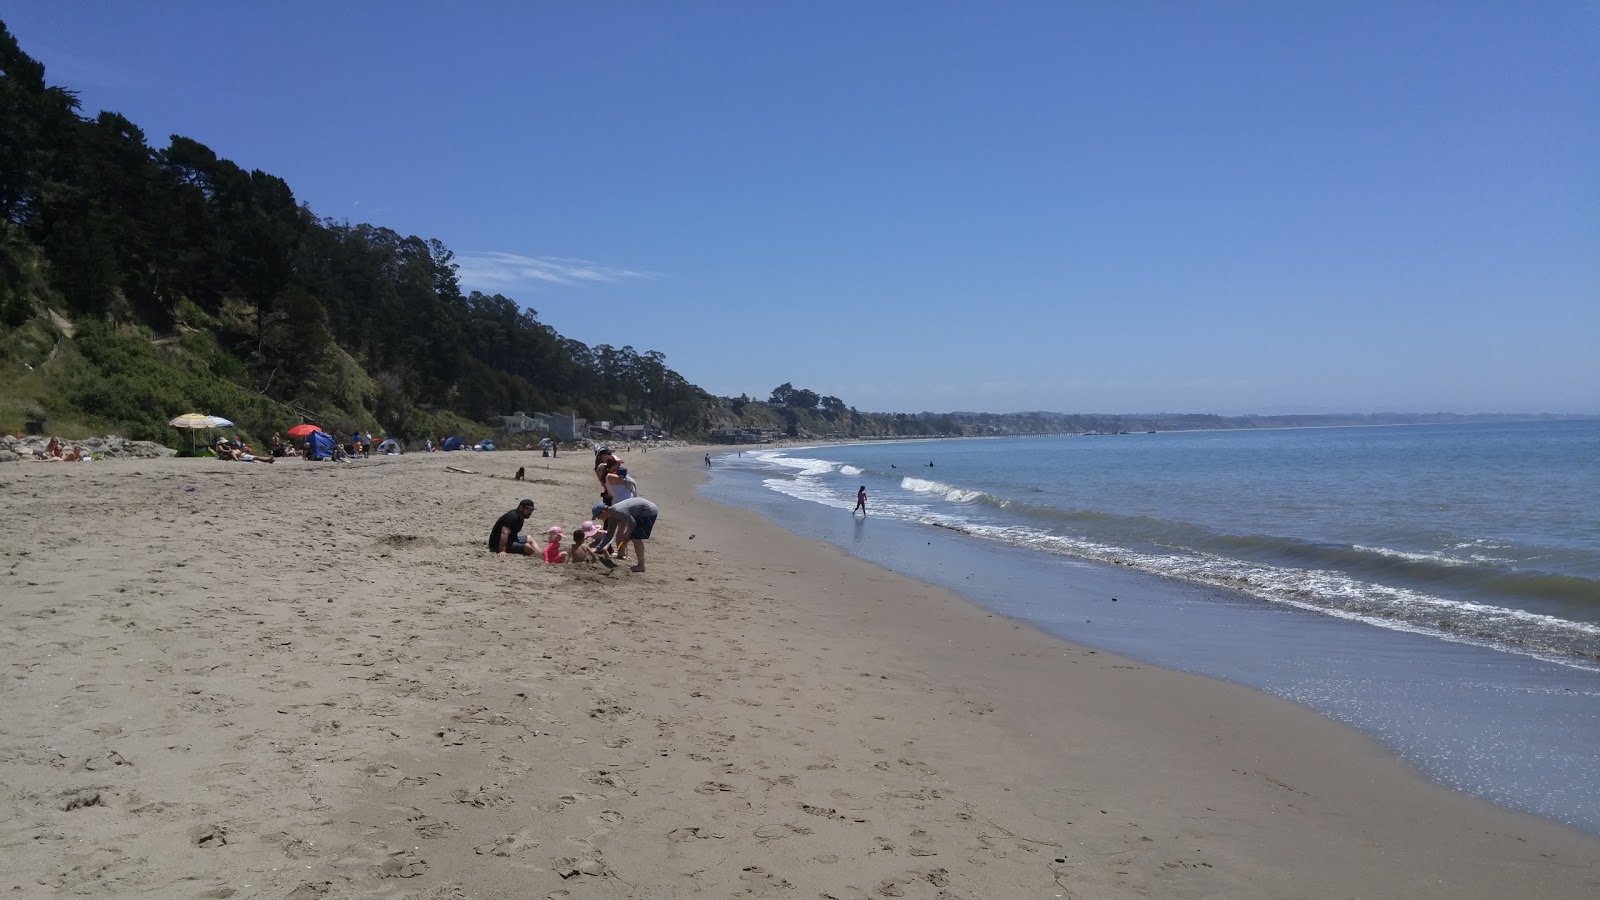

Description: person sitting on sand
[46,437,64,460]
[215,440,272,463]
[592,496,658,573]
[569,524,596,563]
[515,466,526,481]
[541,526,569,563]
[489,498,537,557]
[62,445,82,462]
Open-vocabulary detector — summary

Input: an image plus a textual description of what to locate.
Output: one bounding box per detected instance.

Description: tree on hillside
[0,23,727,441]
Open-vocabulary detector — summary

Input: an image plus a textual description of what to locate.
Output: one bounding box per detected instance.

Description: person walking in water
[853,485,867,516]
[704,453,712,468]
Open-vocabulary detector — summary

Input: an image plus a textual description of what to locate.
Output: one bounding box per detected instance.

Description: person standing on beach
[606,464,639,503]
[854,485,867,516]
[594,446,616,503]
[704,453,712,468]
[489,499,537,556]
[593,497,658,573]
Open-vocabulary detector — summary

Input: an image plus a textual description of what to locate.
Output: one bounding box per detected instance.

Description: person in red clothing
[541,526,569,563]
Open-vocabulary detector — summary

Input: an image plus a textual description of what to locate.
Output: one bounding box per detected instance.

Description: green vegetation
[0,22,716,445]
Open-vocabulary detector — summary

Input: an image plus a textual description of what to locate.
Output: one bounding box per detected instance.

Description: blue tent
[442,436,465,451]
[307,430,336,460]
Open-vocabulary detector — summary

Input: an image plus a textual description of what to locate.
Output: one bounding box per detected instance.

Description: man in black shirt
[489,499,537,556]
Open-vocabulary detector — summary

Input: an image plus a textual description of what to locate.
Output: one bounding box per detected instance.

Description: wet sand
[1,448,1595,898]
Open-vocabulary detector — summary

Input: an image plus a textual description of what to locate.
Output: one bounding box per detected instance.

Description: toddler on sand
[542,526,568,563]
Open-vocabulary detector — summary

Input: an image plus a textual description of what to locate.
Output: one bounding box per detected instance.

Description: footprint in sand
[77,748,132,771]
[473,831,536,857]
[408,813,459,840]
[738,865,794,895]
[187,823,228,848]
[277,834,320,859]
[57,788,104,811]
[435,728,475,745]
[553,857,607,878]
[586,770,627,789]
[376,848,427,878]
[450,787,512,808]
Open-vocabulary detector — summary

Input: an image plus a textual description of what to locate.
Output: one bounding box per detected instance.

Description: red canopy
[287,424,323,438]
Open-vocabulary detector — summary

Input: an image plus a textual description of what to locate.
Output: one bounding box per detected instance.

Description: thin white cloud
[455,252,657,292]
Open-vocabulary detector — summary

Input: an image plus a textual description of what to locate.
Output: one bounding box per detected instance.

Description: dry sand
[1,448,1596,899]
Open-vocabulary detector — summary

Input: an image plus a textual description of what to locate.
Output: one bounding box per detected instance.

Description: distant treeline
[722,387,1592,440]
[939,410,1593,435]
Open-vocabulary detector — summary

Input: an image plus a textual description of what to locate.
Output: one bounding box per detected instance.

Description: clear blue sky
[6,2,1597,414]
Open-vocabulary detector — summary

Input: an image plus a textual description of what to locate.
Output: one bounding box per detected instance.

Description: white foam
[750,451,837,477]
[840,465,862,476]
[762,477,850,509]
[901,477,984,503]
[1354,544,1510,567]
[903,517,1600,671]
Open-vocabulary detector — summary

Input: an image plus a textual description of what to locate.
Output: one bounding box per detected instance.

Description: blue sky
[6,2,1596,414]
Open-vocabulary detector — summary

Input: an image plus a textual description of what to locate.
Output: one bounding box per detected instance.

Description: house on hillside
[499,411,551,434]
[613,423,663,441]
[709,427,775,444]
[546,413,585,442]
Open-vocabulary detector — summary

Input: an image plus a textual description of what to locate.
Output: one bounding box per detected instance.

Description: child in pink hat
[541,526,568,563]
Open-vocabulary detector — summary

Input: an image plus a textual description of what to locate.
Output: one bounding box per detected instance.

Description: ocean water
[701,420,1600,832]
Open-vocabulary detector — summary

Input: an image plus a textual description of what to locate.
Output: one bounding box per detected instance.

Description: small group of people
[485,444,660,574]
[21,437,87,461]
[212,432,275,461]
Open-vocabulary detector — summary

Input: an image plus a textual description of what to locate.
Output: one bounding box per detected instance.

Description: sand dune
[1,449,1594,899]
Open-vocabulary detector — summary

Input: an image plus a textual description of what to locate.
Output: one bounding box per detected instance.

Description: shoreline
[654,449,1600,889]
[0,449,1594,898]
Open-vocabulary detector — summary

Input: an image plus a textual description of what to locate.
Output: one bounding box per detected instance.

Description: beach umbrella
[169,413,224,454]
[287,423,323,438]
[209,417,234,428]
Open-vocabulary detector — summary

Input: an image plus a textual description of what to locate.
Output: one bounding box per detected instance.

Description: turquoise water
[702,420,1600,832]
[726,420,1600,665]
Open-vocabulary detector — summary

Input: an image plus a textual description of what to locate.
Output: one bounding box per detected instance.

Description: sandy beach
[2,448,1596,899]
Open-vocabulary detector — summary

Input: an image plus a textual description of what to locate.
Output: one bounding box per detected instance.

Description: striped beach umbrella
[169,413,231,453]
